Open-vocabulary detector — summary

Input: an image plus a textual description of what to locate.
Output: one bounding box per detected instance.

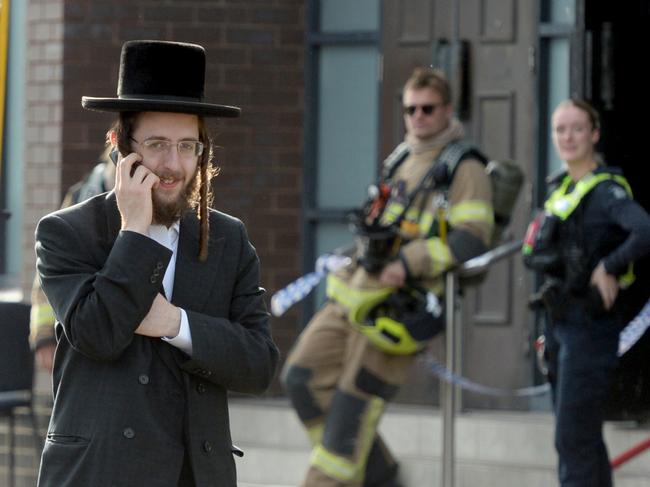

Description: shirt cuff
[162,308,193,355]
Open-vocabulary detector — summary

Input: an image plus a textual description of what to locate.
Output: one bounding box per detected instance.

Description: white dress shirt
[148,223,193,355]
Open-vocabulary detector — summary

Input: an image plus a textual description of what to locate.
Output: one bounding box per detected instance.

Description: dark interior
[588,1,650,420]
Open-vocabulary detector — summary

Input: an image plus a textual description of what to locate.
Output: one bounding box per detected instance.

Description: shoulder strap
[383,140,487,186]
[435,140,488,186]
[381,142,410,181]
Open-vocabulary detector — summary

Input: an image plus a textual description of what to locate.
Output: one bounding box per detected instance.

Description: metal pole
[441,271,458,487]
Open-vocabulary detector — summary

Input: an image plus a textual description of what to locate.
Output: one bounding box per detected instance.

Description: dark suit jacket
[34,192,279,487]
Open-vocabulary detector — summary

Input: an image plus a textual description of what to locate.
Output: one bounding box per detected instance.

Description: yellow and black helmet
[357,286,444,355]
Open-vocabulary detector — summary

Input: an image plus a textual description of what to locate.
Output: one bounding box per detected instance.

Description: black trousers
[548,304,622,487]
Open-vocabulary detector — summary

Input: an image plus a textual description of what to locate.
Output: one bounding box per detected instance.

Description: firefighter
[281,67,494,487]
[523,99,650,487]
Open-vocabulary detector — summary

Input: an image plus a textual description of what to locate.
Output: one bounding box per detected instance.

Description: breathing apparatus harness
[351,140,489,273]
[327,141,488,355]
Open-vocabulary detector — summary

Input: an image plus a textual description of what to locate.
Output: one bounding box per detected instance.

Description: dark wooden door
[381,0,538,409]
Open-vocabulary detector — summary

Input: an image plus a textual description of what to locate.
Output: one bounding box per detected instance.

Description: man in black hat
[34,40,279,487]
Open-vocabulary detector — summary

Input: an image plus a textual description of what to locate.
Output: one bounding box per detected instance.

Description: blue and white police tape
[421,296,650,397]
[271,253,352,317]
[420,355,551,397]
[618,297,650,356]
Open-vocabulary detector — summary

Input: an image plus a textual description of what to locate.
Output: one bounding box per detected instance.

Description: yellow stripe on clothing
[310,397,385,483]
[426,237,453,275]
[448,200,494,226]
[30,303,56,327]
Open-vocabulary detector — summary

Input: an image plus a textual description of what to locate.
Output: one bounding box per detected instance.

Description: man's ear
[108,130,118,147]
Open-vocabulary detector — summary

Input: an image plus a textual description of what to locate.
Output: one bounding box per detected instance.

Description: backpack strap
[382,139,487,186]
[434,140,488,187]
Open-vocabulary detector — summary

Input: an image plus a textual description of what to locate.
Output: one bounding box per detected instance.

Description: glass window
[550,0,575,24]
[320,0,380,32]
[317,46,379,208]
[546,39,570,175]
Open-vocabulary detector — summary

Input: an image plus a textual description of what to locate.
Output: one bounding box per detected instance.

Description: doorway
[586,1,650,419]
[586,2,650,212]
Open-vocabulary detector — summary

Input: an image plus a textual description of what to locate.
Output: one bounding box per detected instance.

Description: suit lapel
[172,212,225,312]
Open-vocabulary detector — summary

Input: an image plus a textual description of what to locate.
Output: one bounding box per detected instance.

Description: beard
[152,166,200,227]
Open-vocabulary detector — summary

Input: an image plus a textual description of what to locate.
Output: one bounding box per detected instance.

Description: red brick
[225,27,276,45]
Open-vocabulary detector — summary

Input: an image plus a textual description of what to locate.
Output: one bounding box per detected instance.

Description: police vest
[545,171,635,288]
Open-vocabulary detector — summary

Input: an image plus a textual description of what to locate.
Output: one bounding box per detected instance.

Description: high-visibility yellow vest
[544,171,635,288]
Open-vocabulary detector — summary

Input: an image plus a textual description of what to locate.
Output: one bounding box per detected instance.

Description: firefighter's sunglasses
[403,103,441,116]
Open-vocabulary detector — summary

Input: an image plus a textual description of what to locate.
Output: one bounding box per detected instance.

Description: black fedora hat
[82,40,240,118]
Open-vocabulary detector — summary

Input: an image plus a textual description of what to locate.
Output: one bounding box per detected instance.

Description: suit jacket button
[196,383,206,394]
[138,374,149,385]
[203,441,212,453]
[123,427,135,439]
[150,275,157,284]
[156,261,164,270]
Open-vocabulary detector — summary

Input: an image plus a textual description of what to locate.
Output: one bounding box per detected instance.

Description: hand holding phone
[110,149,141,177]
[114,152,157,234]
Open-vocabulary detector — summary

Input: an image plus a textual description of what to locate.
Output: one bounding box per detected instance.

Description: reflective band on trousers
[310,397,385,483]
[307,423,324,447]
[545,172,635,288]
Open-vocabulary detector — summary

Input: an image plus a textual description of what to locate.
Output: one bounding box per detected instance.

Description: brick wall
[25,0,305,371]
[22,0,65,300]
[57,0,306,367]
[16,0,305,482]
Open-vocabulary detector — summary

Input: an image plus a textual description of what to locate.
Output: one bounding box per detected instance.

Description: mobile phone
[110,149,141,176]
[109,149,119,165]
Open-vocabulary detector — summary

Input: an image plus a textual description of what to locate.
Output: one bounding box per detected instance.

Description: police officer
[282,68,494,487]
[524,99,650,487]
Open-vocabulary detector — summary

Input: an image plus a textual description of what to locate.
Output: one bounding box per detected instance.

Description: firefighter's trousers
[282,302,414,487]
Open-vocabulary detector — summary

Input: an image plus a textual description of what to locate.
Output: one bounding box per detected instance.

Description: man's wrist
[166,305,182,338]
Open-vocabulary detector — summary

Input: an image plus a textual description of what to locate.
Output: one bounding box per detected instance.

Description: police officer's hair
[558,98,601,131]
[403,67,452,105]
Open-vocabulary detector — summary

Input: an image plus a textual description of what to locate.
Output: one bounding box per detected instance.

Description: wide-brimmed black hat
[81,40,240,118]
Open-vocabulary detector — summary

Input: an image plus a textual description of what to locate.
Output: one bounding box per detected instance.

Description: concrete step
[229,398,650,487]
